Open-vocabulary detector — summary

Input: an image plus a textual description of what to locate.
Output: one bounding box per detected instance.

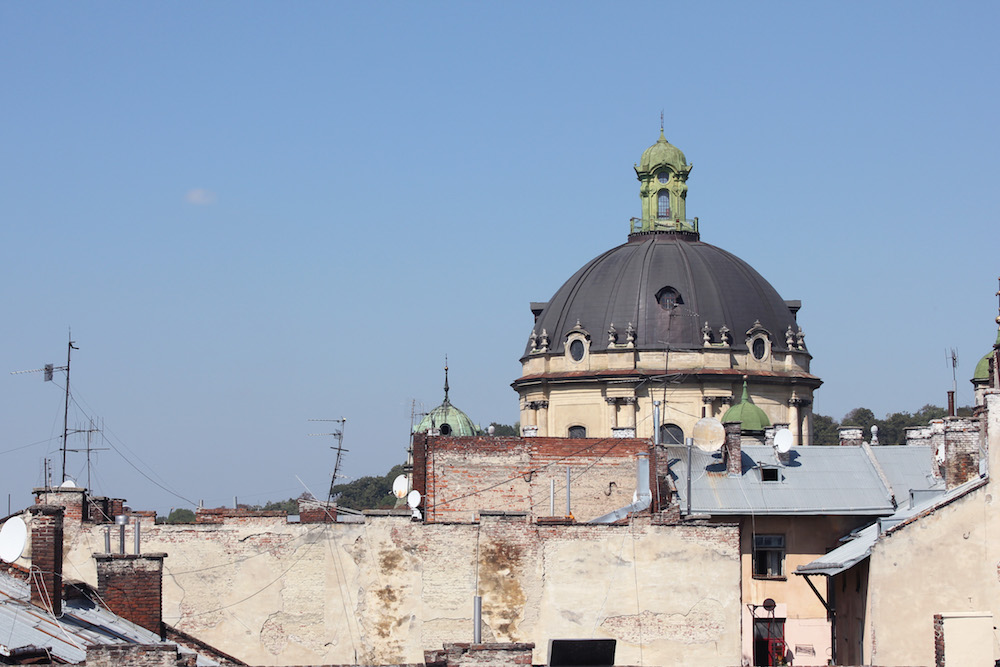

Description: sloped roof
[668,444,942,516]
[796,477,979,577]
[0,571,220,665]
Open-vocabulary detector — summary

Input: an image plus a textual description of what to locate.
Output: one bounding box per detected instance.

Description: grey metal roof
[525,233,800,357]
[668,444,941,516]
[869,445,943,499]
[796,477,975,577]
[0,573,218,665]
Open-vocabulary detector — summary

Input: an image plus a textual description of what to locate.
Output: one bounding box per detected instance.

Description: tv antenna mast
[10,336,78,484]
[308,417,348,505]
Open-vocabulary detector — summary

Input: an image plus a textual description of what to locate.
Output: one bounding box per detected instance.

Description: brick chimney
[28,505,64,616]
[943,416,982,489]
[838,426,864,446]
[723,421,742,476]
[94,553,167,638]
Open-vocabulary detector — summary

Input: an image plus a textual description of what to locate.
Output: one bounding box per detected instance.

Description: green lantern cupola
[721,381,771,433]
[633,129,696,235]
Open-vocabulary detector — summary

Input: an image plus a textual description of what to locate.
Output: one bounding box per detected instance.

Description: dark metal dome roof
[525,231,800,358]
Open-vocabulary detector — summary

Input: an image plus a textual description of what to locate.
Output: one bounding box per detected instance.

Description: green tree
[811,414,840,445]
[489,422,519,436]
[165,508,196,524]
[330,464,407,510]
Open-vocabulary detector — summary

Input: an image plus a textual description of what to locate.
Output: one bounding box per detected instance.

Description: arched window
[660,423,683,445]
[657,191,671,219]
[568,425,587,438]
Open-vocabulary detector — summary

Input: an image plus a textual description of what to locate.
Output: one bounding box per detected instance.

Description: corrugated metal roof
[0,574,218,665]
[668,444,940,516]
[869,445,943,499]
[796,478,977,577]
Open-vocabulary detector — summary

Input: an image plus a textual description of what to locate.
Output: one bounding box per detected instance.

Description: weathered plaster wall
[866,391,1000,666]
[49,512,741,667]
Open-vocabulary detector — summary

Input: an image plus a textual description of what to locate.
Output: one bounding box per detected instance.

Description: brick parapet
[86,644,190,667]
[194,508,287,525]
[28,504,63,616]
[298,498,338,523]
[33,487,86,523]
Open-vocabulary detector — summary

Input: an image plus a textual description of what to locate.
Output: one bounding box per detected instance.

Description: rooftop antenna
[660,110,664,132]
[10,334,78,484]
[64,418,107,491]
[309,417,348,505]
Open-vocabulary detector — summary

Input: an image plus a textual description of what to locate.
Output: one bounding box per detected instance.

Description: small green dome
[638,129,687,173]
[413,364,480,436]
[721,381,771,433]
[973,329,1000,383]
[414,401,480,436]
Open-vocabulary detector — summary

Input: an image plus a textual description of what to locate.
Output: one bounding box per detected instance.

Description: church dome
[413,364,480,436]
[638,129,687,172]
[524,233,800,357]
[972,329,1000,383]
[414,401,479,436]
[721,381,771,432]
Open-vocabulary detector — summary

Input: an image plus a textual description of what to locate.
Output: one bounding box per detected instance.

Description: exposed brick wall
[298,498,338,523]
[94,553,166,637]
[194,508,287,525]
[723,422,741,476]
[933,614,944,667]
[85,644,191,667]
[33,488,86,523]
[28,504,63,616]
[943,416,981,489]
[425,642,534,667]
[419,436,653,522]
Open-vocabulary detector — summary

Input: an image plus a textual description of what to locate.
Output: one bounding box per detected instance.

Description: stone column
[606,397,619,429]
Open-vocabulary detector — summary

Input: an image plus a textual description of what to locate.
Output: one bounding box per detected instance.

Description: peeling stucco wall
[49,512,740,666]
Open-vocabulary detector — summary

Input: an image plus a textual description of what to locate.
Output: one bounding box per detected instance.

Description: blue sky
[2,2,997,514]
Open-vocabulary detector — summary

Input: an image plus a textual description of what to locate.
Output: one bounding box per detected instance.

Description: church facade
[514,132,821,445]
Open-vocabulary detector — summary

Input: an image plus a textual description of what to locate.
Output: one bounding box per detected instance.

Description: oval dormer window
[440,423,452,435]
[657,171,670,184]
[752,338,767,360]
[655,286,683,311]
[657,191,671,219]
[569,339,585,362]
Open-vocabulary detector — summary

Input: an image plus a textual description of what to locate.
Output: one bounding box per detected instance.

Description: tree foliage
[489,422,519,436]
[165,508,196,524]
[329,463,407,511]
[812,403,971,445]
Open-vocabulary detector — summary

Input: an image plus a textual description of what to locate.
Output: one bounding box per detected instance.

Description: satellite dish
[406,490,421,509]
[774,429,793,454]
[60,479,77,488]
[0,517,27,563]
[487,424,496,436]
[692,418,725,452]
[391,474,408,499]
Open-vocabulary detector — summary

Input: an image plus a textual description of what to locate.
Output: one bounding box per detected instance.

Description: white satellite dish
[487,424,496,436]
[692,417,725,452]
[60,479,77,488]
[0,517,27,564]
[406,489,421,509]
[774,428,793,454]
[391,474,408,499]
